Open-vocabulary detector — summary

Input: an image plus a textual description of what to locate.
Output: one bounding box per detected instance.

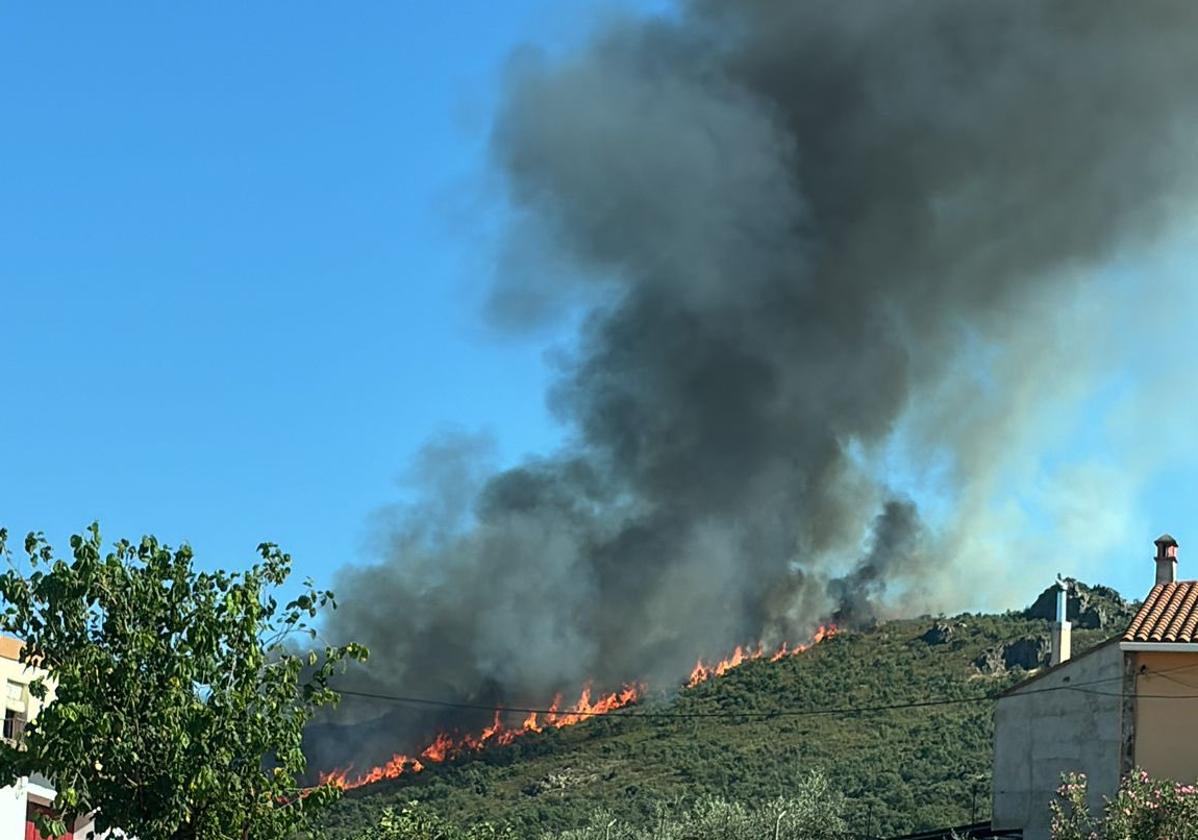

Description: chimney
[1155,534,1179,586]
[1050,575,1071,667]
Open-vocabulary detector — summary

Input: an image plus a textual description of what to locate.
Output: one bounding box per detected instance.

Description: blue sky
[1,3,1194,611]
[0,3,637,585]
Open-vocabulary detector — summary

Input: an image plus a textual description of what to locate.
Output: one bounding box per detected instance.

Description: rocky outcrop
[920,621,954,646]
[974,636,1050,674]
[1024,579,1134,630]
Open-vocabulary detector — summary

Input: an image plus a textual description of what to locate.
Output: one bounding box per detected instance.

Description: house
[0,636,66,840]
[991,534,1198,840]
[0,637,119,840]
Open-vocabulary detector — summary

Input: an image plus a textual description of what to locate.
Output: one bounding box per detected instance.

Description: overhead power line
[333,661,1198,721]
[336,687,981,719]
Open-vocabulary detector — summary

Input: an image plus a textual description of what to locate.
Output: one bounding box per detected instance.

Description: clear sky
[0,3,638,584]
[1,3,1194,611]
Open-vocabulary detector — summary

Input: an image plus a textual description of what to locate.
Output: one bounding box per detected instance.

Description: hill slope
[315,587,1132,838]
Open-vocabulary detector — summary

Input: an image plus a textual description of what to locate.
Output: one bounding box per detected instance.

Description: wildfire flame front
[319,625,836,791]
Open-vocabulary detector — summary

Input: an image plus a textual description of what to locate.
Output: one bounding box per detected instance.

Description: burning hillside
[687,626,837,688]
[310,0,1198,778]
[319,683,642,791]
[319,626,836,790]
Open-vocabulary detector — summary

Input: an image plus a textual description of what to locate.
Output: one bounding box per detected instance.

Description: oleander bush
[1051,769,1198,840]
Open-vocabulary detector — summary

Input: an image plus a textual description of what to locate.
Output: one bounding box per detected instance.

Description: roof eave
[997,635,1123,698]
[1120,640,1198,652]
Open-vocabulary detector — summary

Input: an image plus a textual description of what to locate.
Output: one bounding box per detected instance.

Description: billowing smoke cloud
[316,1,1198,768]
[827,500,924,626]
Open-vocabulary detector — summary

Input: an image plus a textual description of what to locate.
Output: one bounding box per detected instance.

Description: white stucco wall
[0,780,28,840]
[992,640,1126,840]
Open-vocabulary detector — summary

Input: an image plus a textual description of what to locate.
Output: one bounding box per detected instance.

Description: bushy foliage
[350,772,847,840]
[1051,769,1198,840]
[0,524,367,840]
[552,771,848,840]
[348,802,518,840]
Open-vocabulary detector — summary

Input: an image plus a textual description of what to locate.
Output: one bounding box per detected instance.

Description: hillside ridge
[314,584,1134,838]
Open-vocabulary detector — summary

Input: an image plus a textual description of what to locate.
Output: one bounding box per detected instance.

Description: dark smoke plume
[316,1,1198,769]
[827,500,924,627]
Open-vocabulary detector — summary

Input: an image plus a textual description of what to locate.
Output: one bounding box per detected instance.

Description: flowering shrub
[1051,769,1198,840]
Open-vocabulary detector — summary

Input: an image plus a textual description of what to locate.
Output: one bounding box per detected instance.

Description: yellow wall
[1133,651,1198,783]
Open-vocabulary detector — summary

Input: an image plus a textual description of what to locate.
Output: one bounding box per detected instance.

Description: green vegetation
[346,802,518,840]
[348,770,848,840]
[1052,769,1198,839]
[0,524,366,840]
[316,594,1128,839]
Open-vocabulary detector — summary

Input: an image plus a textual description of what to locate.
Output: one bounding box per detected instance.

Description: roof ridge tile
[1124,583,1164,641]
[1124,581,1198,645]
[1166,583,1198,641]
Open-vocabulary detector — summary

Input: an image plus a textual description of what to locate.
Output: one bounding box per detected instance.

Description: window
[3,707,25,743]
[6,681,21,702]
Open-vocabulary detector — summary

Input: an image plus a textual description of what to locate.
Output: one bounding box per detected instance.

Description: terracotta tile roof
[1124,581,1198,643]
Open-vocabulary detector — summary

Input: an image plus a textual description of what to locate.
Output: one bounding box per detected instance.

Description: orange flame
[687,624,837,688]
[318,681,643,791]
[318,625,836,792]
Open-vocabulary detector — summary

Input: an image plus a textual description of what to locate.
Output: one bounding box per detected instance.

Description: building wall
[992,640,1126,840]
[1132,650,1198,783]
[0,638,60,838]
[0,778,28,840]
[0,641,123,839]
[0,636,55,727]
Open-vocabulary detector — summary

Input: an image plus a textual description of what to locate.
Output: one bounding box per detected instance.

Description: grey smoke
[828,500,925,627]
[317,1,1198,768]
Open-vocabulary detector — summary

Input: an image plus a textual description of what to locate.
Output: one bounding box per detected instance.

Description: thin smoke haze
[311,0,1198,773]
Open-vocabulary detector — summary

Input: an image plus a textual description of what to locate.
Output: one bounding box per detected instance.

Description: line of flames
[319,624,836,791]
[686,624,838,688]
[319,682,642,790]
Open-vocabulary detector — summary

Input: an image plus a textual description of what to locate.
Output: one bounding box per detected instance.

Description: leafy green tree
[0,523,367,840]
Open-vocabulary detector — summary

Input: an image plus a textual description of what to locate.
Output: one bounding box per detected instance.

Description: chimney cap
[1156,534,1179,549]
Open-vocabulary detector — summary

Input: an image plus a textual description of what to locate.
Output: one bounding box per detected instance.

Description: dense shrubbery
[348,803,518,840]
[552,771,848,840]
[1051,769,1198,840]
[351,772,848,840]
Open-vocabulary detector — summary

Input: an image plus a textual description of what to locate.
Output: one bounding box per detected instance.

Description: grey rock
[1024,579,1132,630]
[920,621,954,646]
[974,636,1050,674]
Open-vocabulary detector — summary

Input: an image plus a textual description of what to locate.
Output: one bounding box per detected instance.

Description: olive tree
[0,523,366,840]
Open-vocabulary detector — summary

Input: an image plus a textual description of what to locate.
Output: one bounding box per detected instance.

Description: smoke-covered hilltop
[313,1,1198,771]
